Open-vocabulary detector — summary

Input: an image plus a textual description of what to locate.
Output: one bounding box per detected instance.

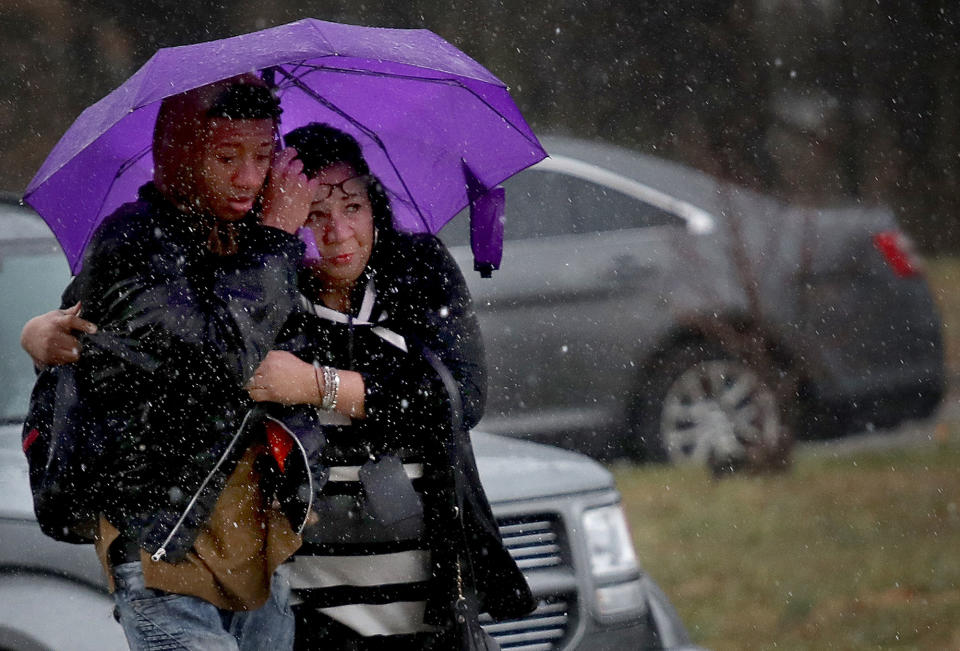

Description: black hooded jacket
[61,183,305,561]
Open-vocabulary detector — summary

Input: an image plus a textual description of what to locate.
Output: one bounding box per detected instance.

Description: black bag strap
[419,344,465,433]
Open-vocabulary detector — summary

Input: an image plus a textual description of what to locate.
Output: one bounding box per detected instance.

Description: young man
[22,76,317,650]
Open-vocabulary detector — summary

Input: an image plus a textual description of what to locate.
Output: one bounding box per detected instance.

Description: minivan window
[438,168,685,248]
[504,170,685,239]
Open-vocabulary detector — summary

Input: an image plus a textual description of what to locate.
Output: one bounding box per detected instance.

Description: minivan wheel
[632,343,794,473]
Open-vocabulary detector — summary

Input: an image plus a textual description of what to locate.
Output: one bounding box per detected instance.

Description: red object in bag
[265,421,294,473]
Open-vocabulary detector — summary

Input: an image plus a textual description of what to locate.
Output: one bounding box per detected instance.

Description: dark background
[1,0,957,251]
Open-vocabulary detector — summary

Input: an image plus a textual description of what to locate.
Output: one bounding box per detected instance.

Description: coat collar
[300,280,408,352]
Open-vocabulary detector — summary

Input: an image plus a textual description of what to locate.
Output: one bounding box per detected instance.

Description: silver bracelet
[320,365,340,411]
[312,362,324,404]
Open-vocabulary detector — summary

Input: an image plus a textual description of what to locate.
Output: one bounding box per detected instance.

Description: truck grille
[481,601,571,651]
[498,517,563,570]
[484,516,572,650]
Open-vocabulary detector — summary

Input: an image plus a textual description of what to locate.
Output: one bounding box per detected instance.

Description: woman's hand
[259,147,320,234]
[20,302,98,367]
[247,350,367,418]
[246,350,319,405]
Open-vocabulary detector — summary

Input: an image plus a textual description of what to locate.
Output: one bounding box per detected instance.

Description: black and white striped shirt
[284,284,438,638]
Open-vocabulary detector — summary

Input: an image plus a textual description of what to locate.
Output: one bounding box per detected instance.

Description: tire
[631,341,794,473]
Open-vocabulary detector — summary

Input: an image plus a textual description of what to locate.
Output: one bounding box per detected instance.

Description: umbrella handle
[463,162,505,278]
[469,186,505,278]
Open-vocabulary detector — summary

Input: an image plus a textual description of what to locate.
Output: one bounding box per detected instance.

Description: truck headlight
[582,503,639,579]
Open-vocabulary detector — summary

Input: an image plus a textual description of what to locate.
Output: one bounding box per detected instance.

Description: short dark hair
[207,84,282,121]
[284,123,393,231]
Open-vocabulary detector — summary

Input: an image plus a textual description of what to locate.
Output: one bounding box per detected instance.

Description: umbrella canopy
[24,18,546,273]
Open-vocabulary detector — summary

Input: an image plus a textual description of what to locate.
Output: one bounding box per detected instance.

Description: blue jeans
[112,561,294,651]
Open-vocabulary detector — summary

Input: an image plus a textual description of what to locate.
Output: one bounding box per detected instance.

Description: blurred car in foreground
[0,197,703,650]
[441,136,945,467]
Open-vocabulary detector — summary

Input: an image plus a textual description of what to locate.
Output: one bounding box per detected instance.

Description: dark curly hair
[206,83,282,121]
[283,123,393,232]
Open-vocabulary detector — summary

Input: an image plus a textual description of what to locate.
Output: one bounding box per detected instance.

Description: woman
[21,77,318,651]
[247,123,535,649]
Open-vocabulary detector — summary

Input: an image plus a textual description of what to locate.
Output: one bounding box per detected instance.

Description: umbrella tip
[474,262,494,279]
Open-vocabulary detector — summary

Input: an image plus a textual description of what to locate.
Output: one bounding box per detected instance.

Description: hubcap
[660,359,781,464]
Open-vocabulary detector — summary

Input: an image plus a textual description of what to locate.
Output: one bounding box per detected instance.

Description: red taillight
[873,230,922,277]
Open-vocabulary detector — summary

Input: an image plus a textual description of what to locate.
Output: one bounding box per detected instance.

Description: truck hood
[471,430,613,504]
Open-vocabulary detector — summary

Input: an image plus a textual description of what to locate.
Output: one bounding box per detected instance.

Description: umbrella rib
[274,60,313,89]
[273,66,431,232]
[116,145,153,178]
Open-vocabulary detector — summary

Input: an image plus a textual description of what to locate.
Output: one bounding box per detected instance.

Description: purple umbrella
[24,18,546,274]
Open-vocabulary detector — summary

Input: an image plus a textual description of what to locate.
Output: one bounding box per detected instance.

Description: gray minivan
[441,136,944,468]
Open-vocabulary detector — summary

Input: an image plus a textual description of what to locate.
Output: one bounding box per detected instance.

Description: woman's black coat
[277,228,536,626]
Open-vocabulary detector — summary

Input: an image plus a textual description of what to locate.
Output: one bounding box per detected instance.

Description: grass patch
[926,255,960,379]
[612,427,960,650]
